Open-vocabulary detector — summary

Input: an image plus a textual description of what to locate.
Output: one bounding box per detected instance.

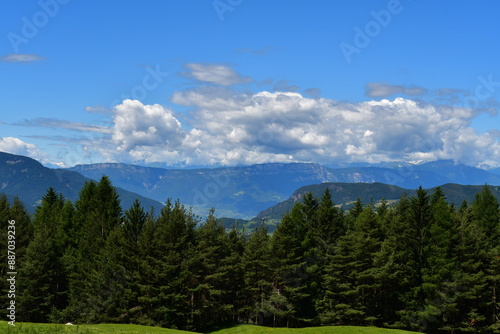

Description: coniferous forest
[1,176,500,333]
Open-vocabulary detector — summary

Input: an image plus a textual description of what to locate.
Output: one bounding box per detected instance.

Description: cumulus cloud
[166,90,500,167]
[12,88,500,168]
[0,54,43,63]
[366,82,428,98]
[184,63,252,86]
[111,99,185,152]
[0,137,38,156]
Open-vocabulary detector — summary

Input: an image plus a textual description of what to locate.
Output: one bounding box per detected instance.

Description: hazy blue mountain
[255,182,500,221]
[70,160,500,218]
[0,152,164,213]
[70,162,336,218]
[412,160,500,185]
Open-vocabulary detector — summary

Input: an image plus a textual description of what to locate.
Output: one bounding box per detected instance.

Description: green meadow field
[0,322,419,334]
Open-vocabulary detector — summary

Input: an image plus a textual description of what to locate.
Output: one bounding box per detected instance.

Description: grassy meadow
[0,322,420,334]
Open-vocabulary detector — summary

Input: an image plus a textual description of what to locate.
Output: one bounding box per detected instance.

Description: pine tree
[320,204,385,326]
[374,193,419,328]
[420,188,460,331]
[454,203,489,332]
[137,199,198,329]
[242,223,273,325]
[222,226,246,324]
[18,188,69,322]
[393,187,437,331]
[190,209,232,330]
[471,185,499,244]
[487,245,500,332]
[63,177,123,322]
[270,211,308,327]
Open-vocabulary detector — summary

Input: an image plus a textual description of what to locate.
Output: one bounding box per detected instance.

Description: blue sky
[1,0,499,168]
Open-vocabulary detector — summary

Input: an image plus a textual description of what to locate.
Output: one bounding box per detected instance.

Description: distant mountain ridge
[70,159,500,218]
[0,152,164,213]
[255,182,500,221]
[2,151,500,219]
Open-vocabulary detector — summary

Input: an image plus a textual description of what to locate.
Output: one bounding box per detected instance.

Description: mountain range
[1,151,500,219]
[70,160,500,218]
[0,152,163,213]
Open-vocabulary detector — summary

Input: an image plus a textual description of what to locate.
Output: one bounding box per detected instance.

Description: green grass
[211,325,417,334]
[0,322,419,334]
[0,321,191,334]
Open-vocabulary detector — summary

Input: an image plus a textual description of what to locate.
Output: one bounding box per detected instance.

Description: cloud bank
[9,63,500,168]
[74,91,500,168]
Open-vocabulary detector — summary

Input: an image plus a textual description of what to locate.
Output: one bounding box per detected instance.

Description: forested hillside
[1,178,499,333]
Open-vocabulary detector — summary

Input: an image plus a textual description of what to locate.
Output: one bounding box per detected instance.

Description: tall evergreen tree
[454,203,489,332]
[420,188,460,331]
[137,199,198,330]
[242,223,273,325]
[270,211,308,327]
[18,188,69,322]
[63,177,123,322]
[222,226,246,324]
[320,205,385,326]
[189,209,232,330]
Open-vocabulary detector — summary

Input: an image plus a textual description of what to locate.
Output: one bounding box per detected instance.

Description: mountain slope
[255,182,500,221]
[0,152,164,213]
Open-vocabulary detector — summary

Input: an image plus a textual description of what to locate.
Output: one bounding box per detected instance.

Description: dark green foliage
[320,205,385,326]
[18,188,69,322]
[242,223,273,325]
[10,181,500,333]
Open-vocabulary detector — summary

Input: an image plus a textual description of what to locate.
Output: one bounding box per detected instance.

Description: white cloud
[0,137,63,166]
[0,137,38,156]
[0,54,43,63]
[165,90,500,167]
[184,63,252,86]
[11,86,500,168]
[111,99,185,152]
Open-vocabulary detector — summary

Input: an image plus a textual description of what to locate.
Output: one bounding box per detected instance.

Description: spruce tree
[191,209,231,330]
[270,211,308,327]
[320,204,385,326]
[18,188,69,322]
[222,226,246,324]
[242,223,273,324]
